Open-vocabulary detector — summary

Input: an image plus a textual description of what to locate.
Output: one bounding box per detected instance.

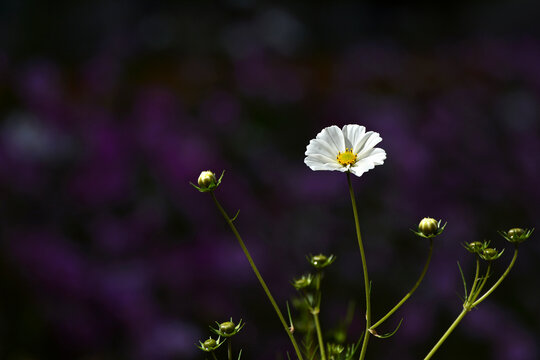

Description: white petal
[360,147,386,165]
[349,159,376,177]
[349,148,386,177]
[316,125,345,153]
[305,138,337,159]
[356,131,382,157]
[342,124,366,152]
[305,158,343,171]
[305,153,339,166]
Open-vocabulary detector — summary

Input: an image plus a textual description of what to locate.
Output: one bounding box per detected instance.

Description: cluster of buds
[412,218,446,239]
[210,318,245,338]
[463,240,504,261]
[498,228,534,245]
[191,170,224,192]
[307,253,336,269]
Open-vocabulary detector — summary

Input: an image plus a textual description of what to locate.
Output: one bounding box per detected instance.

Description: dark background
[0,1,539,359]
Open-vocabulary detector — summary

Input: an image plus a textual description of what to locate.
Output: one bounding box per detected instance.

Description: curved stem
[211,192,304,360]
[313,311,327,360]
[424,308,468,360]
[472,249,518,307]
[370,239,434,331]
[346,172,371,360]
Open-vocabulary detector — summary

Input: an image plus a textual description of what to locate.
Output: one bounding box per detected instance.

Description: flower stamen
[336,148,357,166]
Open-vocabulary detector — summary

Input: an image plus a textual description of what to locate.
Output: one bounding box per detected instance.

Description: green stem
[468,258,480,298]
[424,308,469,360]
[425,248,519,360]
[472,249,518,307]
[469,263,491,304]
[313,311,326,360]
[346,172,371,360]
[228,339,232,360]
[212,351,219,360]
[211,192,304,360]
[370,239,434,331]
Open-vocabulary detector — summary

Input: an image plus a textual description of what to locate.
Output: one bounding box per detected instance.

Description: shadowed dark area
[0,1,539,359]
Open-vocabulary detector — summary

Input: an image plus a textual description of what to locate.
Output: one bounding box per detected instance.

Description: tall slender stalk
[313,311,326,360]
[346,172,371,360]
[423,308,468,360]
[211,192,304,360]
[371,239,433,331]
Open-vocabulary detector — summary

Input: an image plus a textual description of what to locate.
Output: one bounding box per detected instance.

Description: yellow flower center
[336,148,357,166]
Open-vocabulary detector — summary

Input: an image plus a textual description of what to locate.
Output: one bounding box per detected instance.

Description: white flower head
[304,124,386,177]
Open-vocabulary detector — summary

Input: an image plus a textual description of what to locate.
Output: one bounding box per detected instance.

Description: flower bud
[292,274,314,290]
[203,338,217,349]
[480,247,504,261]
[412,218,446,239]
[508,228,525,239]
[418,218,438,236]
[463,241,485,254]
[219,321,236,334]
[307,253,336,269]
[191,170,225,193]
[210,318,244,337]
[198,171,216,188]
[498,227,534,245]
[483,248,497,257]
[196,336,224,352]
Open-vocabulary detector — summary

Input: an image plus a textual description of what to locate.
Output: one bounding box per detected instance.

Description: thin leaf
[457,261,468,299]
[230,209,240,222]
[369,318,403,339]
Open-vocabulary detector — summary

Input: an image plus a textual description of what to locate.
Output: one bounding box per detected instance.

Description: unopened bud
[419,218,438,236]
[203,338,217,349]
[219,321,236,334]
[198,171,216,188]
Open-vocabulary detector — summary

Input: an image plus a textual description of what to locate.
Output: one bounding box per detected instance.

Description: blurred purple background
[1,1,539,359]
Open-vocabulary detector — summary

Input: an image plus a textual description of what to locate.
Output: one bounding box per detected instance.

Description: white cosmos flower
[304,124,386,177]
